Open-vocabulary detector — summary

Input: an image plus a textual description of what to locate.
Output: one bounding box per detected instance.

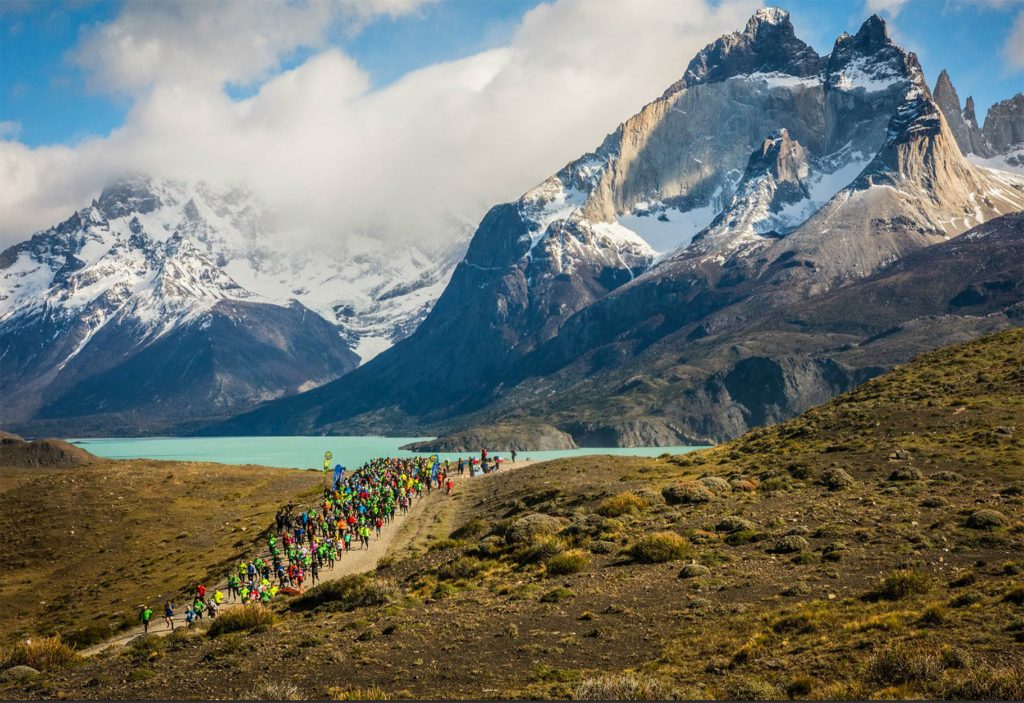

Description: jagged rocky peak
[747,128,810,187]
[932,69,991,156]
[983,93,1024,153]
[96,176,164,220]
[663,7,822,97]
[826,14,910,92]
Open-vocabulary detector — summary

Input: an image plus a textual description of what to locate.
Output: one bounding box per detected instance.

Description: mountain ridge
[205,9,1024,446]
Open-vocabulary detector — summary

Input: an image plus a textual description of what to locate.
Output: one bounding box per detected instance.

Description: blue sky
[2,0,1022,149]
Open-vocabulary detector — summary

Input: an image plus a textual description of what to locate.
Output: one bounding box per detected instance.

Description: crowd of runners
[141,450,511,632]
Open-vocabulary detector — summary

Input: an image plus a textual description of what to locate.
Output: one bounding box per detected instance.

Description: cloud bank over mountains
[0,0,758,249]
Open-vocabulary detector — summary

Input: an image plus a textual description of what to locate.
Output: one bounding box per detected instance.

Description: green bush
[596,492,645,517]
[545,549,591,576]
[291,574,396,612]
[662,482,713,505]
[725,529,763,546]
[867,569,931,601]
[966,509,1009,530]
[539,587,575,603]
[630,532,690,563]
[436,556,482,581]
[207,604,277,637]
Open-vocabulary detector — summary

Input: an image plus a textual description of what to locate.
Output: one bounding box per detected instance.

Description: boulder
[1,665,40,682]
[678,563,712,579]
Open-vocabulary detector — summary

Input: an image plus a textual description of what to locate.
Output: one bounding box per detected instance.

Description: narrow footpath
[83,459,538,656]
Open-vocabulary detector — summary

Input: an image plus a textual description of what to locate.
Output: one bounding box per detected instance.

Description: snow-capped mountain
[211,8,1024,445]
[0,178,468,435]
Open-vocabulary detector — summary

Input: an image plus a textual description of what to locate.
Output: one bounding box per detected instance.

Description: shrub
[65,623,115,648]
[966,509,1009,530]
[328,686,390,700]
[772,535,809,554]
[661,481,713,505]
[820,467,855,490]
[678,562,711,579]
[208,605,277,637]
[539,587,575,603]
[726,678,785,700]
[1004,586,1024,604]
[573,673,678,700]
[920,604,947,625]
[867,570,931,601]
[715,516,754,533]
[506,513,564,545]
[247,680,304,700]
[772,609,820,634]
[630,532,690,563]
[725,530,763,546]
[436,556,482,581]
[545,549,590,576]
[450,518,489,540]
[291,574,396,612]
[948,571,976,588]
[930,470,965,483]
[921,496,949,508]
[1,636,79,671]
[786,676,815,698]
[698,476,731,495]
[822,541,846,561]
[513,534,566,566]
[944,664,1024,700]
[596,492,646,517]
[889,467,924,482]
[867,642,943,685]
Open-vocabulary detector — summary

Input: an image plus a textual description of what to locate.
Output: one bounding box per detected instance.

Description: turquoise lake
[69,436,707,470]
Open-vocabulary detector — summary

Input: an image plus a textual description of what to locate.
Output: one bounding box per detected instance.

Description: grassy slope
[2,329,1022,700]
[0,460,320,648]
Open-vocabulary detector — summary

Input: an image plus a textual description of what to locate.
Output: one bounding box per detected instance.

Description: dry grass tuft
[1,635,79,671]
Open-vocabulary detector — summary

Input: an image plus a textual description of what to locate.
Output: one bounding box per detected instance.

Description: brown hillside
[3,329,1020,700]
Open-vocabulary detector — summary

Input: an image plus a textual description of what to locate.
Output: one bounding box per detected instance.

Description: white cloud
[1003,10,1024,71]
[0,0,759,250]
[864,0,908,17]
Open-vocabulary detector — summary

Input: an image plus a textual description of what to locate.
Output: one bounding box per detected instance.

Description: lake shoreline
[69,435,708,470]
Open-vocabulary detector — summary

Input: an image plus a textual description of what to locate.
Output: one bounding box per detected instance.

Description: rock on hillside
[401,422,577,453]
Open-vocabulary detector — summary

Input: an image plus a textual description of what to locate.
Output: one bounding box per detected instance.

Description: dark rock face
[932,69,991,156]
[983,93,1024,153]
[663,8,823,97]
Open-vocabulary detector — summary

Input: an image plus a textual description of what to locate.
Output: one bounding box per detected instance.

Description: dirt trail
[82,459,538,656]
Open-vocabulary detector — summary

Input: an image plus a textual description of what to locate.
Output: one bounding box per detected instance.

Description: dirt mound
[0,435,97,468]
